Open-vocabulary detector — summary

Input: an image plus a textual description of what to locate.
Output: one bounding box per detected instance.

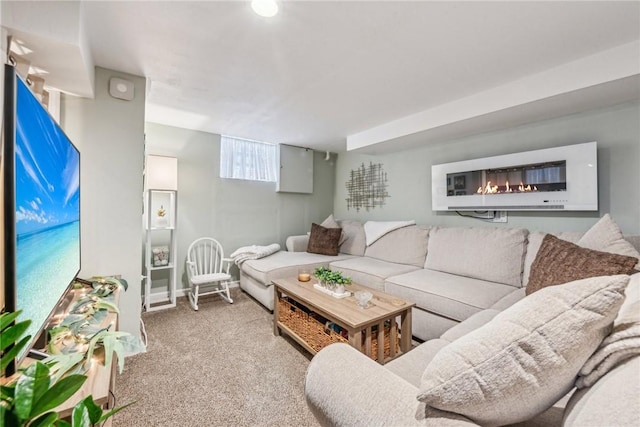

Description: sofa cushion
[385,339,450,388]
[336,219,366,256]
[417,274,629,427]
[563,356,640,427]
[526,234,638,295]
[578,213,640,269]
[307,223,342,256]
[385,269,516,322]
[329,257,420,291]
[522,230,583,286]
[425,226,528,287]
[440,309,501,342]
[364,225,429,267]
[489,287,526,311]
[241,251,355,284]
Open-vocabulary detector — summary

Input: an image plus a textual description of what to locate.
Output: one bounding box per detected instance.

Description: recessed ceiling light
[251,0,278,18]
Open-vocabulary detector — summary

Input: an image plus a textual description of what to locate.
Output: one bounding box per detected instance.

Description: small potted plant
[313,267,352,294]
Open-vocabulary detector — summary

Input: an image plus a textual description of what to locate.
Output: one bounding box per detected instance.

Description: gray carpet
[112,288,320,426]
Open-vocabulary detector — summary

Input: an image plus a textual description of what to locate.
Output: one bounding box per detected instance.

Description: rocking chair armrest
[222,257,233,274]
[186,260,197,278]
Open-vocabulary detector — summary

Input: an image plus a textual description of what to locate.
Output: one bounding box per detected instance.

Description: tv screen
[4,65,80,364]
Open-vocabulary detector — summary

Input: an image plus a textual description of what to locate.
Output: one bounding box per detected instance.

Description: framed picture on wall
[454,175,466,190]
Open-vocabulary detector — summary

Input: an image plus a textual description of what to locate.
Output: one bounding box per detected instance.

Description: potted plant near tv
[1,277,134,427]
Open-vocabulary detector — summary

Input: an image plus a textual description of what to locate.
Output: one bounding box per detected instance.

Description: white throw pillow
[417,274,629,427]
[320,214,347,245]
[578,214,640,269]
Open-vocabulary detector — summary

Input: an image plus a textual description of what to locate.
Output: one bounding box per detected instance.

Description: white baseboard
[147,280,239,304]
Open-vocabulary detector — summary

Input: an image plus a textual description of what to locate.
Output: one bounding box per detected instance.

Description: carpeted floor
[112,288,320,426]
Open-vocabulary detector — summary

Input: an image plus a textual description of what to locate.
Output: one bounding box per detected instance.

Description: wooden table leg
[273,286,281,336]
[389,317,397,359]
[349,328,362,353]
[377,321,384,363]
[364,325,372,358]
[400,308,412,353]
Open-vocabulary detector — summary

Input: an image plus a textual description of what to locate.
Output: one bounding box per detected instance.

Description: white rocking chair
[186,237,233,311]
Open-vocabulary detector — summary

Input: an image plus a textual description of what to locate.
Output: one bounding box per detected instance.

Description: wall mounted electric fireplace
[432,142,598,211]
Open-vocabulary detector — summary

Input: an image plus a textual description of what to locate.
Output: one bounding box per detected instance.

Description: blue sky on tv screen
[15,78,80,236]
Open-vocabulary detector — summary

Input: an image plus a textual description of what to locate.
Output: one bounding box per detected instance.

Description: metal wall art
[345,162,390,211]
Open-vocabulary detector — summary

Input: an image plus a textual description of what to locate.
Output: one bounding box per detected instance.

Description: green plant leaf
[0,310,22,332]
[98,400,136,423]
[14,362,52,420]
[84,330,108,364]
[0,335,32,372]
[60,314,88,328]
[29,374,86,419]
[55,420,72,427]
[71,403,91,427]
[79,395,102,425]
[43,353,85,383]
[1,383,16,401]
[0,320,31,353]
[30,411,59,427]
[95,300,119,314]
[90,310,107,324]
[1,405,20,427]
[104,277,128,291]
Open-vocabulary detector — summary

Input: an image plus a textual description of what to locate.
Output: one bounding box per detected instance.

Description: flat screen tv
[2,64,80,375]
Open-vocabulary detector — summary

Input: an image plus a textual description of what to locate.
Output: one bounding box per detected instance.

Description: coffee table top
[272,277,414,329]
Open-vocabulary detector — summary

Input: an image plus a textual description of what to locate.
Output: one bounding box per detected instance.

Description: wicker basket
[278,297,347,352]
[367,323,400,359]
[277,297,399,359]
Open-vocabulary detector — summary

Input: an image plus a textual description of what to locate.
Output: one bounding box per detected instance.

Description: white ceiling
[3,1,640,153]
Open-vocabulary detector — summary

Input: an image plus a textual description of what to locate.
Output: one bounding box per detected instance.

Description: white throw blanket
[576,300,640,389]
[230,243,280,266]
[363,220,416,246]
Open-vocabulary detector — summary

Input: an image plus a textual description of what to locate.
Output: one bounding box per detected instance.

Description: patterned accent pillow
[526,234,637,295]
[307,223,342,256]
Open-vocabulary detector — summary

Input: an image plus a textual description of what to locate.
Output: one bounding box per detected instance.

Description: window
[219,135,278,182]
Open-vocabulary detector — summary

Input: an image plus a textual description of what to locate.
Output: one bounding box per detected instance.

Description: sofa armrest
[286,234,309,252]
[305,343,477,427]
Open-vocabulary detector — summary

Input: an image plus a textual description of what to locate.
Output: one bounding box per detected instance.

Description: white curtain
[220,135,278,182]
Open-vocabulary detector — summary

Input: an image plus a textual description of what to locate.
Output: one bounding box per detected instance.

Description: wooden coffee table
[273,277,414,364]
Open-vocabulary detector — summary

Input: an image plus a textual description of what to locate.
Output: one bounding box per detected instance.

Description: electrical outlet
[491,211,508,223]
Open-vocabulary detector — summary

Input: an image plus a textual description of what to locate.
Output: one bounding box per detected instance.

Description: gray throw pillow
[417,274,629,427]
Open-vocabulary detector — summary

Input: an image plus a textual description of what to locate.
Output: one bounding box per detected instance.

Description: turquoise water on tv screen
[16,221,80,348]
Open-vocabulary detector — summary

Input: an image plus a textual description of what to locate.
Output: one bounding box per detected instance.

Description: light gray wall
[334,101,640,235]
[144,122,336,291]
[61,67,145,340]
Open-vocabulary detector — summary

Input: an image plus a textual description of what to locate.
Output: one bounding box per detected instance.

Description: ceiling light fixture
[251,0,278,18]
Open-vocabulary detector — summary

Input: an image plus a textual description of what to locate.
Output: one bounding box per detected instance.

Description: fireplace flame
[475,180,539,195]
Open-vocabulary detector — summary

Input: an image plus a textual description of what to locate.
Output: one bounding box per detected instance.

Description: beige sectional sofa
[240,214,640,426]
[240,217,637,341]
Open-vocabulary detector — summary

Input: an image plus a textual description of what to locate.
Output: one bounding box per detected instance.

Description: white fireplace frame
[431,141,598,211]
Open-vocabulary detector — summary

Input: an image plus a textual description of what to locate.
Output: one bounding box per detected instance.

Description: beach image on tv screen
[15,77,80,356]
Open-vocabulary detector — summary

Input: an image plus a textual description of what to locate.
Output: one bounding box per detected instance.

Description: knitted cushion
[526,234,637,295]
